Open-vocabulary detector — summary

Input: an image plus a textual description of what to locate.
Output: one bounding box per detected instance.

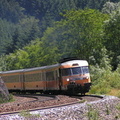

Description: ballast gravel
[0,95,120,120]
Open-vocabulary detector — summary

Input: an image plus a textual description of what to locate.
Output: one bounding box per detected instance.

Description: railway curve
[0,95,120,120]
[0,94,103,115]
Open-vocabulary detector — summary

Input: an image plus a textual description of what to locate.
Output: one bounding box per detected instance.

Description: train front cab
[60,60,91,95]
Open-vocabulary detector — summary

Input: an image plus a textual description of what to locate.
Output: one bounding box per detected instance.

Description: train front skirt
[67,82,91,94]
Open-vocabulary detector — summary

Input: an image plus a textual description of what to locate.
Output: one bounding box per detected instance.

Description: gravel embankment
[0,95,120,120]
[0,95,79,113]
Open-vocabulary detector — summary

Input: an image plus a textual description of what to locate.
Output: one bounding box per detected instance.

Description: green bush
[0,94,14,104]
[89,64,120,95]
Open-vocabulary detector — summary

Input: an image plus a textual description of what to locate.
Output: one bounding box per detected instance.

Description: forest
[0,0,120,96]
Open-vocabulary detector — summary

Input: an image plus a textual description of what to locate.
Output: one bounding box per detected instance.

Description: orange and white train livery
[0,58,91,95]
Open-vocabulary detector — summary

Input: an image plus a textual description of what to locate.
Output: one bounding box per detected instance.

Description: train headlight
[67,78,70,81]
[83,76,89,79]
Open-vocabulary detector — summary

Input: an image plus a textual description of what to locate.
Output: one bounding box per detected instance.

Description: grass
[0,94,14,104]
[19,110,40,119]
[86,104,99,120]
[89,87,120,98]
[108,89,120,97]
[116,103,120,111]
[115,103,120,119]
[86,102,120,120]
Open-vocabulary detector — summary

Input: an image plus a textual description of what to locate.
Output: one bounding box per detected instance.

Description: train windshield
[61,66,89,76]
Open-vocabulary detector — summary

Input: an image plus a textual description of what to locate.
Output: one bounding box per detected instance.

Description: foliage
[89,46,120,95]
[4,38,61,70]
[16,0,109,19]
[54,9,108,60]
[102,2,120,14]
[0,19,15,55]
[90,63,120,95]
[0,17,41,55]
[89,47,112,70]
[13,0,118,33]
[115,103,120,119]
[19,110,40,119]
[87,104,99,120]
[116,103,120,111]
[88,2,120,96]
[103,2,120,69]
[0,1,41,55]
[0,9,109,70]
[12,17,41,51]
[0,0,119,58]
[0,94,13,104]
[0,0,25,23]
[0,54,7,71]
[37,9,109,62]
[0,0,120,96]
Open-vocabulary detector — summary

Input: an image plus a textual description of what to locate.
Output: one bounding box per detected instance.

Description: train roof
[24,63,60,72]
[59,57,81,63]
[0,59,89,74]
[61,60,88,67]
[0,63,60,74]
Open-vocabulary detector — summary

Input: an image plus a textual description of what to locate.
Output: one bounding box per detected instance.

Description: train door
[58,68,62,90]
[45,71,52,90]
[20,73,25,91]
[45,70,59,91]
[54,69,60,90]
[43,71,47,91]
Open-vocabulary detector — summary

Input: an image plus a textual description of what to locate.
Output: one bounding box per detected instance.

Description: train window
[24,73,42,82]
[61,66,89,76]
[72,67,82,75]
[61,68,71,76]
[46,71,54,81]
[82,66,89,74]
[2,75,20,83]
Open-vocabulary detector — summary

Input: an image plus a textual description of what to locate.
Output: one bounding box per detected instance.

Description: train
[0,58,91,95]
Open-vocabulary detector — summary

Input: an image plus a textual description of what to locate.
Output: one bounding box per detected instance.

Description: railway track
[0,94,103,115]
[13,94,56,102]
[70,94,103,102]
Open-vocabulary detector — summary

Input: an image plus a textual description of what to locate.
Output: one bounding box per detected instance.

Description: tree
[4,37,61,70]
[104,9,120,69]
[0,19,15,55]
[16,0,112,33]
[12,17,40,51]
[0,0,25,23]
[102,2,120,14]
[55,9,109,60]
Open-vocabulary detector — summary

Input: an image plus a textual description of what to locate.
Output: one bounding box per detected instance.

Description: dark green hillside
[0,0,120,70]
[0,0,120,56]
[0,0,24,23]
[16,0,117,31]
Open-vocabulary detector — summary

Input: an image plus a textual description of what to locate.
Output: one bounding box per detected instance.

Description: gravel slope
[0,95,120,120]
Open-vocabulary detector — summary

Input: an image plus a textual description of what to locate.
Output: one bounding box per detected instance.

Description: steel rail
[0,94,103,116]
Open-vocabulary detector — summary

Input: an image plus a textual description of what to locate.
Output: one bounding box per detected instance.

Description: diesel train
[0,58,91,95]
